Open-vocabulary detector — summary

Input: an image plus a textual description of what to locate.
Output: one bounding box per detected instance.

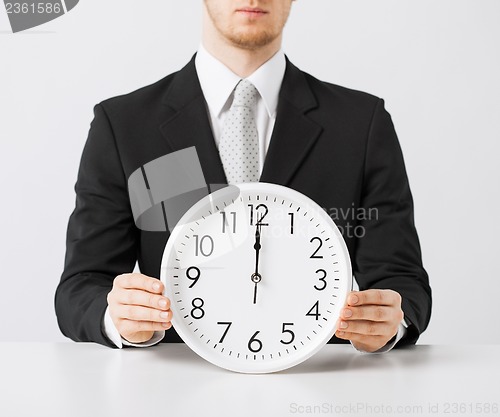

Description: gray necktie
[219,79,259,184]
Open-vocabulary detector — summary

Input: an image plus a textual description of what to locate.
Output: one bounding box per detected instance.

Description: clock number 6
[280,323,295,345]
[190,298,205,320]
[248,331,263,353]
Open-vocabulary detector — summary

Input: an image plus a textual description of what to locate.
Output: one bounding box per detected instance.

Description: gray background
[0,0,499,344]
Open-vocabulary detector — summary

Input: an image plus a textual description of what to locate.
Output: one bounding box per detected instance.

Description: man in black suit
[55,0,431,352]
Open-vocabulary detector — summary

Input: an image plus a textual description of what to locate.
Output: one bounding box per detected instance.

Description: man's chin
[227,30,279,50]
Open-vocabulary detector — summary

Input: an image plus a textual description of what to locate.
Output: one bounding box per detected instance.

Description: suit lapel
[159,55,228,188]
[159,55,322,189]
[260,58,322,186]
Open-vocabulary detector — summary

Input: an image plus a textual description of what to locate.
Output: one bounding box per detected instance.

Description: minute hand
[251,221,262,304]
[254,223,261,274]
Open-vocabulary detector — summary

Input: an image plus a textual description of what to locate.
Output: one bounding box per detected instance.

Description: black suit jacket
[55,55,431,348]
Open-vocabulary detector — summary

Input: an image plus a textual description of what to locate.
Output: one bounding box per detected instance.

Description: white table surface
[0,343,498,417]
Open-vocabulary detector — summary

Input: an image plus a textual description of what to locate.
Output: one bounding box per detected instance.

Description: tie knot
[232,79,258,108]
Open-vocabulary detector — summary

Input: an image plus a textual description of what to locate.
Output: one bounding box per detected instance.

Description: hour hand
[254,222,261,265]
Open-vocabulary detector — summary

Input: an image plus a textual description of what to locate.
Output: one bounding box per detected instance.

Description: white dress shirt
[103,44,406,352]
[196,43,286,174]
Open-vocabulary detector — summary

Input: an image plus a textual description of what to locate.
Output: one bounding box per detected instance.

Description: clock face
[160,183,352,373]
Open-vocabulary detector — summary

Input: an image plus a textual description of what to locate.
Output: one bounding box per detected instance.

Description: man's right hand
[107,273,172,344]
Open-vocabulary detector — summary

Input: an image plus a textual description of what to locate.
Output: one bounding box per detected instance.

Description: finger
[117,305,172,323]
[115,273,164,294]
[347,289,401,307]
[118,319,172,335]
[335,330,387,349]
[116,289,170,311]
[336,319,387,336]
[341,305,399,322]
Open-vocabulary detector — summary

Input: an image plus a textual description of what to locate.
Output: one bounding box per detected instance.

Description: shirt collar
[195,43,286,118]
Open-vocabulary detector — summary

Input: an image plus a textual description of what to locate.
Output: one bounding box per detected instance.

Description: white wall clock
[160,183,352,373]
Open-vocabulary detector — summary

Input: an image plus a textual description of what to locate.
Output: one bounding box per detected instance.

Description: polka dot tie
[219,79,260,184]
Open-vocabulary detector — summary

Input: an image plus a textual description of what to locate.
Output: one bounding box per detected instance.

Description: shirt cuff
[102,306,165,348]
[351,320,407,354]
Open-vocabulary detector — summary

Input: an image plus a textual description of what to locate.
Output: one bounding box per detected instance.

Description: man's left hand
[335,289,404,352]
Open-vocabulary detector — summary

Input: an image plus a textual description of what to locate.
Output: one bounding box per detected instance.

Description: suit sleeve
[55,103,139,347]
[354,99,432,346]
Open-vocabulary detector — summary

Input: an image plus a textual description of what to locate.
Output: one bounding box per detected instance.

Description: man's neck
[202,33,282,79]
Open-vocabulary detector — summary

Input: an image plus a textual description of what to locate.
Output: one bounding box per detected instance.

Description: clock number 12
[248,204,269,226]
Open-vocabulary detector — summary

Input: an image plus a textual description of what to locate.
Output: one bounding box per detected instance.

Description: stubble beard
[205,2,289,51]
[222,26,280,50]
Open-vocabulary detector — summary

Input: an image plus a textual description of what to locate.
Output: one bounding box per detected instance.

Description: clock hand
[251,218,262,304]
[254,220,261,273]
